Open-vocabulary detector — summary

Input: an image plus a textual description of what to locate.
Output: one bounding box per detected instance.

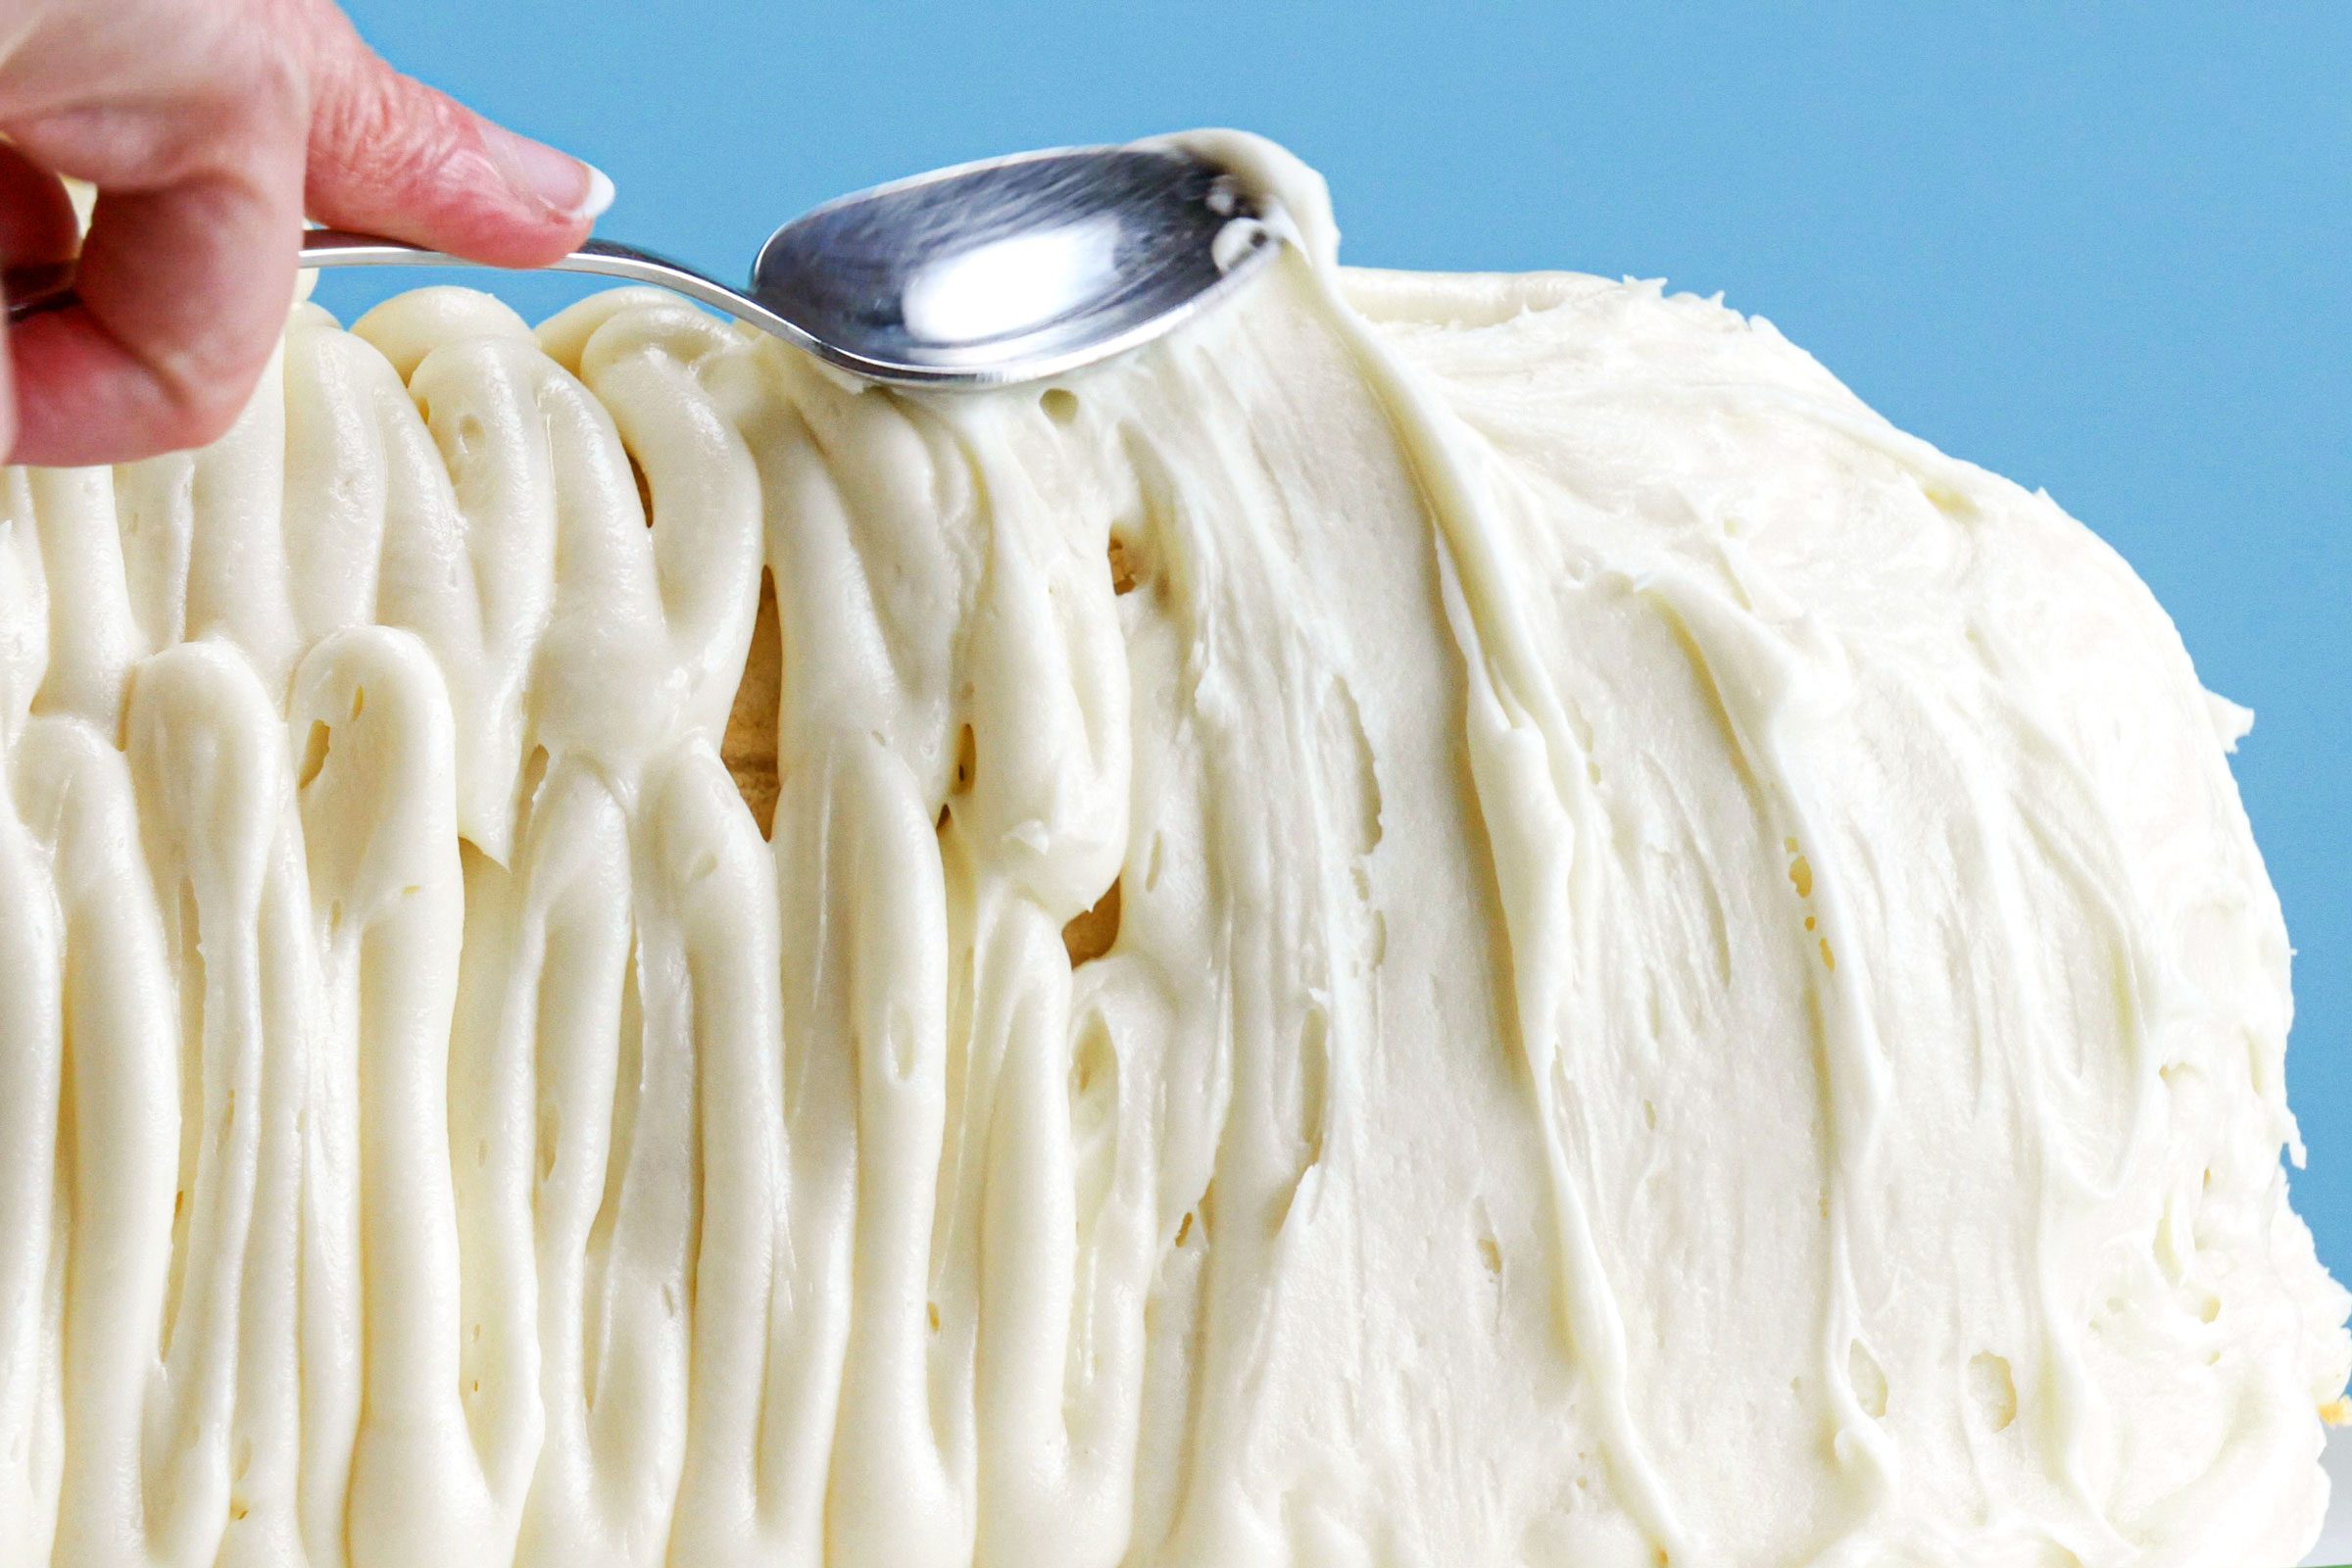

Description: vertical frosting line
[442,841,547,1540]
[182,343,303,699]
[1287,259,1694,1559]
[122,643,295,1564]
[228,701,329,1563]
[1635,582,1900,1507]
[109,454,196,666]
[719,395,864,1568]
[953,414,1156,1564]
[1428,531,1690,1551]
[505,760,636,1564]
[732,359,975,1568]
[1961,633,2169,1206]
[654,743,791,1568]
[1924,657,2170,1544]
[0,470,55,749]
[833,740,969,1568]
[573,304,765,751]
[564,805,701,1563]
[11,719,178,1567]
[968,897,1098,1559]
[1088,335,1406,1562]
[451,346,662,778]
[397,332,562,864]
[950,400,1149,1556]
[756,750,860,1568]
[280,307,395,648]
[0,752,65,1565]
[24,467,139,733]
[294,628,507,1563]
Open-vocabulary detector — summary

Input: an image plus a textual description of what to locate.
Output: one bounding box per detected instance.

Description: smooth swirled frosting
[0,135,2343,1567]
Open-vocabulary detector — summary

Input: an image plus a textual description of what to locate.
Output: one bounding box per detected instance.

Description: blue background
[331,2,2351,1272]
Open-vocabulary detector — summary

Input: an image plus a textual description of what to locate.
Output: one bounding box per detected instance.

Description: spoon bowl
[3,141,1284,389]
[753,144,1278,384]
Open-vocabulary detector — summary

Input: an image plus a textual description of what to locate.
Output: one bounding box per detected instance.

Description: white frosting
[0,135,2343,1568]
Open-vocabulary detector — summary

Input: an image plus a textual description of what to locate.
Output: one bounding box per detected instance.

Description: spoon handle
[2,229,811,347]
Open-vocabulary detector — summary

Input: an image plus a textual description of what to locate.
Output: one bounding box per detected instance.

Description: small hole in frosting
[297,721,331,789]
[1967,1350,2018,1433]
[953,724,976,794]
[1063,878,1122,966]
[721,569,783,836]
[1041,387,1079,424]
[1848,1340,1889,1419]
[628,448,654,525]
[513,745,553,849]
[1073,1022,1114,1099]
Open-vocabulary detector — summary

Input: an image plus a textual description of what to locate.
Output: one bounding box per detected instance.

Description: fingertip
[476,120,612,223]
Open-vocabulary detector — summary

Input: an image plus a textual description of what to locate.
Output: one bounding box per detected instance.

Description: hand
[0,0,611,466]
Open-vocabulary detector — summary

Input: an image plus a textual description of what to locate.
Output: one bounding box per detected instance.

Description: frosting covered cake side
[0,141,2342,1567]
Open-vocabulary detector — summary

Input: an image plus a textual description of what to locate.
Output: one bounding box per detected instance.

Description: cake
[0,136,2341,1567]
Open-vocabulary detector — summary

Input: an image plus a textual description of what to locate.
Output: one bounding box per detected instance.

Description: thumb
[300,12,612,269]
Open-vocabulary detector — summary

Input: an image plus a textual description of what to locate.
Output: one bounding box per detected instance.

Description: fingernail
[482,123,614,220]
[578,163,616,220]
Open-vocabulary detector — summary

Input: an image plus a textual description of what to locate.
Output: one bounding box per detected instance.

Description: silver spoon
[2,142,1283,387]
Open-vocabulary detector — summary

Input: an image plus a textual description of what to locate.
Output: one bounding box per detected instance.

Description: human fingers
[0,142,80,271]
[0,143,81,457]
[6,91,306,465]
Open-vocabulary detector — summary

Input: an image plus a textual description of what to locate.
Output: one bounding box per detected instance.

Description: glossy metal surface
[1,143,1281,388]
[751,144,1279,384]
